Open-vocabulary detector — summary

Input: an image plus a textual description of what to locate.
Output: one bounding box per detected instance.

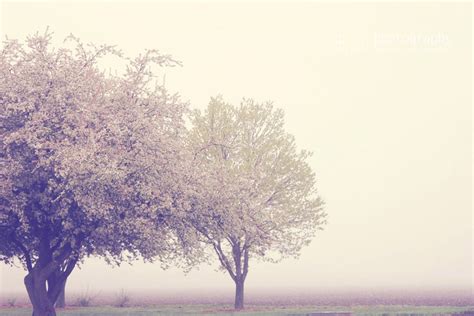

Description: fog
[0,1,471,295]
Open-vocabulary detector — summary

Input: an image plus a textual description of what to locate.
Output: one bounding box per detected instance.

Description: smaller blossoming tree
[188,96,326,310]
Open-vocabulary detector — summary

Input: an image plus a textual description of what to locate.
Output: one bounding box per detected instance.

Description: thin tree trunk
[234,278,244,310]
[54,280,66,308]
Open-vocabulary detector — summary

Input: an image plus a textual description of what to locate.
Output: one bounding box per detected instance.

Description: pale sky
[0,1,472,294]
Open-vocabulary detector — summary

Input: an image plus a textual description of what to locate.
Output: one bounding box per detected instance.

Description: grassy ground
[0,305,473,316]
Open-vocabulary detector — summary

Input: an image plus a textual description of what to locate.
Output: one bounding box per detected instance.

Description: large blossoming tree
[0,31,196,316]
[188,97,326,310]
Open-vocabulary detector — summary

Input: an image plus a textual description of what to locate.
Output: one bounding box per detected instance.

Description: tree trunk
[234,278,245,310]
[24,271,57,316]
[54,280,66,308]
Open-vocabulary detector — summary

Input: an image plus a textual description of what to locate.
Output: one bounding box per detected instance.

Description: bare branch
[213,241,236,281]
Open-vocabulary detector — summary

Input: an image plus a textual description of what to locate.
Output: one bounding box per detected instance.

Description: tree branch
[242,248,249,280]
[12,237,33,272]
[213,241,236,281]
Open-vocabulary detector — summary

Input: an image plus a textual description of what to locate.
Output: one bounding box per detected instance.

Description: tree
[53,269,66,308]
[188,97,326,310]
[0,30,194,316]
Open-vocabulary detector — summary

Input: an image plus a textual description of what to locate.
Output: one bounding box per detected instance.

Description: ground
[1,305,474,315]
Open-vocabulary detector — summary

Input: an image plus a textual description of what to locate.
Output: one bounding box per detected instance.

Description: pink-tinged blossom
[0,30,197,315]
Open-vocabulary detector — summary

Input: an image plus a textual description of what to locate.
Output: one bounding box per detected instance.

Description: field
[1,305,474,316]
[1,289,473,316]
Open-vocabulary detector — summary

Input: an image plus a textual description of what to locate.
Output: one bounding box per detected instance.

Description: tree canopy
[188,96,326,309]
[0,31,197,315]
[0,31,326,315]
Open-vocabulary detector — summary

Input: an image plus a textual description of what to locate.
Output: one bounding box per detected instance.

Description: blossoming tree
[0,31,195,316]
[188,97,327,310]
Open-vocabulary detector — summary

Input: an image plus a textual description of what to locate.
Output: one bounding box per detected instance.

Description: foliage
[187,96,326,308]
[6,298,17,307]
[0,29,196,314]
[113,289,131,308]
[75,295,93,307]
[73,287,96,307]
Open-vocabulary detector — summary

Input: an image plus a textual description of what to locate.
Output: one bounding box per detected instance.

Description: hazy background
[0,1,471,296]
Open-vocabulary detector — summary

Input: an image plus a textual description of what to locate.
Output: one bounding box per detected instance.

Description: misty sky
[0,2,471,294]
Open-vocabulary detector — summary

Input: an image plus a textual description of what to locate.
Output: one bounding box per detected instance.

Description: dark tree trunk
[234,278,245,310]
[18,231,80,315]
[211,239,250,311]
[24,259,75,316]
[24,271,57,316]
[54,280,66,308]
[231,242,249,310]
